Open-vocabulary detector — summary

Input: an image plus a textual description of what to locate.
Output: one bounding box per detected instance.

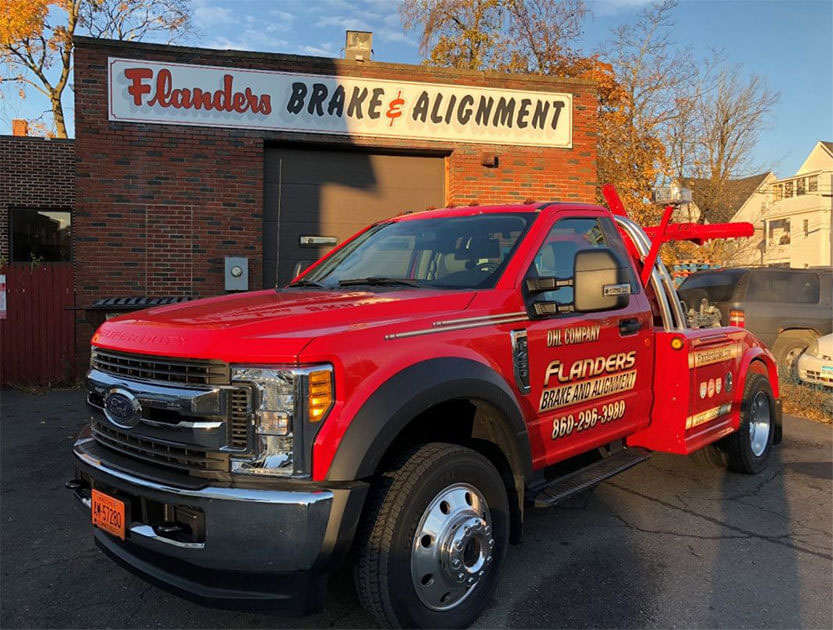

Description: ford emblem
[104,389,141,429]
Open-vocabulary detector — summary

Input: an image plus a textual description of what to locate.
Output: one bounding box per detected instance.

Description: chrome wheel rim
[748,391,771,457]
[410,483,493,611]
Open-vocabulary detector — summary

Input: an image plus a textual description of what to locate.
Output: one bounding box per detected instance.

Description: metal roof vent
[345,30,373,61]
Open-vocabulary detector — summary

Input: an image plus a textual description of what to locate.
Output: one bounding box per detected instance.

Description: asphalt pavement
[1,387,831,628]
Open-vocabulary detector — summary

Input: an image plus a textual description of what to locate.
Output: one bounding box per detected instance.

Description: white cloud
[298,42,339,57]
[589,0,654,16]
[314,12,414,46]
[207,30,289,52]
[317,15,374,31]
[193,0,238,28]
[269,9,295,22]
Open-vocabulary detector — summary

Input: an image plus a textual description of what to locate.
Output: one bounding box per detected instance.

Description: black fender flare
[325,357,533,483]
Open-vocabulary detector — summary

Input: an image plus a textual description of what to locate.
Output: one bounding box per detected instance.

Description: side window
[599,216,639,294]
[10,208,72,262]
[528,217,608,306]
[747,271,820,304]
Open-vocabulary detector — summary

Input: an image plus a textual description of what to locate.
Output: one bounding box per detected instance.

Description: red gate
[0,263,76,387]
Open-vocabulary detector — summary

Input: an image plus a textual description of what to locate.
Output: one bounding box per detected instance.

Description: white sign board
[108,58,572,148]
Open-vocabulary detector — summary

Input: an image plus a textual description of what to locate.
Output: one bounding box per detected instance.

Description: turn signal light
[308,370,333,422]
[729,309,745,327]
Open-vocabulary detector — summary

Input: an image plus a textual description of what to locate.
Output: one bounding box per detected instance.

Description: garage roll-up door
[264,148,445,286]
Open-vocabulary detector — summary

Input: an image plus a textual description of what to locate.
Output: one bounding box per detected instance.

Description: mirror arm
[532,301,575,317]
[525,276,573,294]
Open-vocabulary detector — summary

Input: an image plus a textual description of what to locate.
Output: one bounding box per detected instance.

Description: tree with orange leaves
[400,1,701,228]
[1,0,191,138]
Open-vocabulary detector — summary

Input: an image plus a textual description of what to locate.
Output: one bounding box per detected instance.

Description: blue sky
[3,0,831,177]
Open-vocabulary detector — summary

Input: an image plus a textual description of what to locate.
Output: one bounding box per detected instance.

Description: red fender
[736,346,780,402]
[734,345,782,444]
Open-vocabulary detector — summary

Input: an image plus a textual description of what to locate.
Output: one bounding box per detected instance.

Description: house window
[784,180,793,197]
[768,218,790,246]
[796,177,806,196]
[10,208,72,262]
[773,184,783,201]
[808,175,818,193]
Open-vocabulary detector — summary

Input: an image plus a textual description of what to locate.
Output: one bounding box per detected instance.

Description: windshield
[296,212,536,290]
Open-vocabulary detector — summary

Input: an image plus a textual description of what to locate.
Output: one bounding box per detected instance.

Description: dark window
[528,217,609,306]
[796,178,806,196]
[10,209,72,262]
[747,271,820,304]
[808,175,818,193]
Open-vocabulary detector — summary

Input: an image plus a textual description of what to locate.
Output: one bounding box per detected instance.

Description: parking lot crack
[607,482,833,561]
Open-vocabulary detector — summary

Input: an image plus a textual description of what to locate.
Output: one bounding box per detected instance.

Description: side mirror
[573,248,631,312]
[292,261,314,279]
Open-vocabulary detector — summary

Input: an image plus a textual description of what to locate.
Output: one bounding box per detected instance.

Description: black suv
[678,266,833,371]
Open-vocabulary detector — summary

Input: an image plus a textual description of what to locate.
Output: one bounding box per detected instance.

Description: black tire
[354,443,510,629]
[719,373,776,474]
[772,330,817,377]
[691,443,727,469]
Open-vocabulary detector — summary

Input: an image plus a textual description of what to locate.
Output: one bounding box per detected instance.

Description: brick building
[0,134,76,386]
[0,135,75,264]
[70,36,598,366]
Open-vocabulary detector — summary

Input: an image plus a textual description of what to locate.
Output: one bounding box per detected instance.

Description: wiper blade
[338,277,420,287]
[286,279,327,288]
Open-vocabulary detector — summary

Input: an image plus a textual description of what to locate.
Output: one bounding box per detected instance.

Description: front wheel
[719,373,776,474]
[354,443,510,628]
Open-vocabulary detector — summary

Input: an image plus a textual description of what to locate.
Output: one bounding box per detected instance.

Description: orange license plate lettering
[91,489,126,540]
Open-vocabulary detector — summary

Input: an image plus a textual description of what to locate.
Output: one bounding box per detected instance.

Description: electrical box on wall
[225,257,248,291]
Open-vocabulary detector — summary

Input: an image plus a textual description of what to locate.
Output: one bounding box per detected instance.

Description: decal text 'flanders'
[540,351,637,412]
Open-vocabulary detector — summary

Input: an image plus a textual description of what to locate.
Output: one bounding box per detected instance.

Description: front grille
[229,389,250,449]
[91,348,230,385]
[92,421,226,476]
[805,370,833,384]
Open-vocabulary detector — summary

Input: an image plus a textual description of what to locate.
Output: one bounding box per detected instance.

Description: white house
[757,141,833,268]
[678,173,774,265]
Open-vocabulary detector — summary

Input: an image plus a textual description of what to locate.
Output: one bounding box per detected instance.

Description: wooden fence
[0,264,76,387]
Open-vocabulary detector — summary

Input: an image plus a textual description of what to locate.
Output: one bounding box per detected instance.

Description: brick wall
[0,136,75,263]
[73,37,598,363]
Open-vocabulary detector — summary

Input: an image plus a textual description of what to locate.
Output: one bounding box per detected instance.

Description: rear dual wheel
[695,372,776,474]
[354,443,509,628]
[721,373,775,474]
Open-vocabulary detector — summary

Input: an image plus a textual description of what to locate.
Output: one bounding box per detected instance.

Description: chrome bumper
[71,428,368,611]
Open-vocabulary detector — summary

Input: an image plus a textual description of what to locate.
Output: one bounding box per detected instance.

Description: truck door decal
[539,351,637,412]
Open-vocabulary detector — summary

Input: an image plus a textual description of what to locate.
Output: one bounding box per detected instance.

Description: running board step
[532,447,651,508]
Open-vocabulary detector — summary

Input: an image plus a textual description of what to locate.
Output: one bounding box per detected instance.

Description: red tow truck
[70,187,781,628]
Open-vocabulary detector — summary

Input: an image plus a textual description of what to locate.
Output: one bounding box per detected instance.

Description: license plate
[91,489,126,540]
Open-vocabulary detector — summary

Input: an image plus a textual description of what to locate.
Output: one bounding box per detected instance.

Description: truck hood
[91,288,475,363]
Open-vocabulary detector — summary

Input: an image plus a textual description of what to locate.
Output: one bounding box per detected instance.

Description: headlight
[805,340,819,357]
[230,365,334,477]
